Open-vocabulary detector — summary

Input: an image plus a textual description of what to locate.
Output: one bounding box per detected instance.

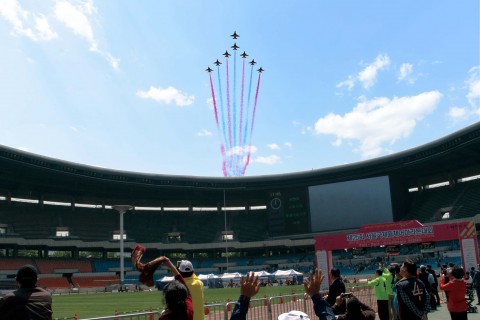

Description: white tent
[197,273,218,280]
[272,269,302,278]
[220,272,243,280]
[251,271,271,278]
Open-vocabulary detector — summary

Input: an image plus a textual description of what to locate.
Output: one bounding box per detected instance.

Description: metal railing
[78,287,377,320]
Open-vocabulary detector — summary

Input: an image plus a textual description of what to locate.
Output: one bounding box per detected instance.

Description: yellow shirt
[184,274,205,320]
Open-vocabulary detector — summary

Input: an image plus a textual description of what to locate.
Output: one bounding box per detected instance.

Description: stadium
[0,123,480,318]
[0,120,479,296]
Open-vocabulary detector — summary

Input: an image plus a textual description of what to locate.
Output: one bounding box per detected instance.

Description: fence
[79,287,376,320]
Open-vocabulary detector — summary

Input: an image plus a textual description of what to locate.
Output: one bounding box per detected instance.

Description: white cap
[178,260,194,272]
[278,311,310,320]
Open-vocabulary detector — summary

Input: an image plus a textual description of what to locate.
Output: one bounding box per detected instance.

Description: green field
[52,285,306,319]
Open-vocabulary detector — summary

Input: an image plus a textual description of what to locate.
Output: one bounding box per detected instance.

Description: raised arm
[304,269,336,320]
[229,273,260,320]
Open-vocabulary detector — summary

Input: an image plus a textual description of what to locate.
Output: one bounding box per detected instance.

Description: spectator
[367,269,389,320]
[0,264,52,320]
[465,272,473,285]
[426,264,441,307]
[159,256,193,320]
[380,263,395,319]
[132,246,193,320]
[418,265,436,310]
[439,266,467,320]
[177,260,205,320]
[473,265,480,305]
[230,269,336,320]
[391,264,401,319]
[335,294,375,320]
[395,259,430,320]
[325,268,346,314]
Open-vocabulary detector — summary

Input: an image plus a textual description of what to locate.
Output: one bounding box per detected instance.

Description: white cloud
[314,91,443,158]
[137,86,195,106]
[358,54,390,89]
[55,1,94,44]
[197,129,212,137]
[54,0,119,70]
[284,142,292,148]
[267,143,280,150]
[398,63,416,84]
[336,75,356,91]
[336,54,391,92]
[466,66,480,109]
[254,155,281,165]
[206,98,214,110]
[448,107,468,120]
[0,0,58,41]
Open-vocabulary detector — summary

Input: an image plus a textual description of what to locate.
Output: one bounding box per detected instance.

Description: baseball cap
[16,265,38,282]
[178,260,194,272]
[278,311,310,320]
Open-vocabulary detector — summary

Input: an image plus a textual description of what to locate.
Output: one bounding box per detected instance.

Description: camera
[340,293,353,298]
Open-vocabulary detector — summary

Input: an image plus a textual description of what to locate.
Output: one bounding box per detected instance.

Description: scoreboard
[267,188,309,236]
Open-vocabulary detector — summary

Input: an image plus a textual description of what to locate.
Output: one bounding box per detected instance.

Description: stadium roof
[0,122,479,207]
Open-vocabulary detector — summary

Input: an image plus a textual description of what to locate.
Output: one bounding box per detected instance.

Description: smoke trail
[225,56,233,175]
[236,58,246,176]
[216,67,228,160]
[233,50,237,163]
[225,57,232,150]
[242,64,255,159]
[242,72,262,175]
[209,73,227,176]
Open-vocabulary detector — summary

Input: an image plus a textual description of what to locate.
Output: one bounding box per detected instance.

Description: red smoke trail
[210,73,228,176]
[242,72,262,175]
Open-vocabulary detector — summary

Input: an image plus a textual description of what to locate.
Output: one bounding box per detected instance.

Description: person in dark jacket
[396,259,430,320]
[336,295,375,320]
[325,268,346,314]
[426,264,441,307]
[0,264,52,320]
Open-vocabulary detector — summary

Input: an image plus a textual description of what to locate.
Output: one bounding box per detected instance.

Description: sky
[0,1,479,178]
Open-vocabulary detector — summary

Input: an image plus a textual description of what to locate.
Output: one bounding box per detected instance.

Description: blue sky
[0,0,479,177]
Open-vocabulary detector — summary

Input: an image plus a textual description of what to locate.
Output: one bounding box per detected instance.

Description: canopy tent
[220,272,243,280]
[198,273,222,288]
[272,269,302,278]
[251,270,271,278]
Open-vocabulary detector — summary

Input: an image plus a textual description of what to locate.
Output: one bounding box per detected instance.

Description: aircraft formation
[206,31,264,177]
[207,31,264,77]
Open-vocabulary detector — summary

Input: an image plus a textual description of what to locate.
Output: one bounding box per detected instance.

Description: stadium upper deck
[0,122,479,209]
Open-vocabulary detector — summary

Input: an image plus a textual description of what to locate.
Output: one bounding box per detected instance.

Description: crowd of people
[0,250,479,320]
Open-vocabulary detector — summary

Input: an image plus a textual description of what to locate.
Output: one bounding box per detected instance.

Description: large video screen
[308,176,393,232]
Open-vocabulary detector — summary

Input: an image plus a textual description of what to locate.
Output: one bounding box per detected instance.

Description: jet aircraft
[230,31,239,39]
[214,59,222,66]
[257,67,264,73]
[249,59,256,65]
[206,67,213,73]
[231,43,239,50]
[223,51,231,58]
[240,51,248,58]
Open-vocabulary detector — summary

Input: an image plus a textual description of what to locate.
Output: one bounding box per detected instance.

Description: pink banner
[315,220,475,251]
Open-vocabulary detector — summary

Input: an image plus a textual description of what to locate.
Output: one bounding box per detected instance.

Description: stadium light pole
[112,205,133,285]
[223,189,228,272]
